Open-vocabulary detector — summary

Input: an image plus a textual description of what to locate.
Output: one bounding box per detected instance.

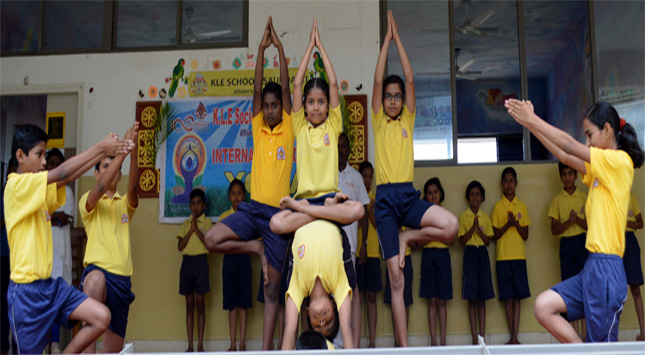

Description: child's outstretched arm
[390,11,415,113]
[313,23,339,109]
[48,133,133,187]
[270,19,292,114]
[506,99,587,174]
[85,154,128,213]
[281,297,300,350]
[126,123,139,208]
[338,296,354,348]
[253,17,273,117]
[372,12,393,114]
[292,19,317,113]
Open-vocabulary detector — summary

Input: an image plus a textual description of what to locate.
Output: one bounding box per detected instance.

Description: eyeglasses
[384,93,403,102]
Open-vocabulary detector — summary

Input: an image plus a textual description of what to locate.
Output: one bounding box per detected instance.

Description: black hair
[584,101,644,168]
[262,82,282,104]
[382,75,406,100]
[501,167,517,182]
[465,180,485,202]
[190,188,206,203]
[8,157,18,174]
[304,296,340,343]
[11,124,48,161]
[423,177,445,203]
[358,160,373,174]
[338,132,350,151]
[228,178,246,196]
[557,161,576,176]
[95,156,116,171]
[46,148,65,164]
[302,78,330,104]
[295,330,328,350]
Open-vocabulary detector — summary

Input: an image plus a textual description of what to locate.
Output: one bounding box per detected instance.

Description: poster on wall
[159,97,256,223]
[187,68,298,97]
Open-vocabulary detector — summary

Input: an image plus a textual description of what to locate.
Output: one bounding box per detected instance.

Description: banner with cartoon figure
[159,98,254,223]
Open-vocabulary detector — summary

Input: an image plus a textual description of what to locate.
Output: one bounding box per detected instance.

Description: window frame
[381,0,598,167]
[0,0,249,57]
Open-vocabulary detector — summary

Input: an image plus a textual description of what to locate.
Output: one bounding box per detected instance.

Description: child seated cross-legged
[5,124,133,354]
[177,188,213,352]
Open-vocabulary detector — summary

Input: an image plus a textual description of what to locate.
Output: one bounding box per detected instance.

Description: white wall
[0,1,380,173]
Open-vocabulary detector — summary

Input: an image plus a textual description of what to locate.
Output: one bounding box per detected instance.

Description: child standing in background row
[491,167,531,345]
[219,180,252,351]
[548,162,588,339]
[177,189,212,352]
[419,177,453,346]
[624,193,644,341]
[459,181,495,345]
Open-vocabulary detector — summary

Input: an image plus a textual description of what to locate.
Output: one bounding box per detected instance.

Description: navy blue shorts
[305,193,337,206]
[496,260,530,301]
[8,278,87,354]
[623,231,644,286]
[356,258,383,293]
[552,253,627,342]
[419,248,453,300]
[559,233,588,281]
[220,200,288,273]
[179,254,210,295]
[81,264,135,338]
[462,246,495,301]
[375,183,433,260]
[384,255,413,306]
[222,254,252,309]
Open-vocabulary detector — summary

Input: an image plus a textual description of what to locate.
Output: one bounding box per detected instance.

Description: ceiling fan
[455,0,499,37]
[454,48,481,80]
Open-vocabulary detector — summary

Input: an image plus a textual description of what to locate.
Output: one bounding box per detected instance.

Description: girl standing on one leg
[419,178,454,346]
[372,11,458,347]
[506,99,644,342]
[459,181,495,345]
[623,194,644,341]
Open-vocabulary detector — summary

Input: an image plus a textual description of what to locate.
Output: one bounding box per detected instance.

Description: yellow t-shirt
[626,194,641,233]
[357,190,381,258]
[177,213,213,255]
[491,195,531,261]
[548,188,588,237]
[458,208,494,247]
[292,105,342,199]
[285,220,351,312]
[251,110,294,207]
[582,147,633,256]
[4,172,65,283]
[372,105,415,186]
[80,191,137,276]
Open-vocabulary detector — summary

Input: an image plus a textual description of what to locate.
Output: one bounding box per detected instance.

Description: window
[1,0,248,56]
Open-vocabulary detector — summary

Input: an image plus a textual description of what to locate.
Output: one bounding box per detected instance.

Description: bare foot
[440,337,446,346]
[512,338,521,345]
[251,240,269,285]
[226,345,236,351]
[430,339,437,346]
[504,339,512,345]
[239,342,246,351]
[637,333,645,341]
[197,347,205,352]
[398,232,409,269]
[472,337,478,345]
[186,347,194,352]
[368,341,375,348]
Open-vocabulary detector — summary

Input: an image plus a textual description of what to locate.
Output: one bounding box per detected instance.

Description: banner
[160,98,255,223]
[187,68,299,97]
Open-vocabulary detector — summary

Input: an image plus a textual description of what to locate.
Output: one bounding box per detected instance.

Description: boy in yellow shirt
[491,167,531,345]
[5,124,132,354]
[79,123,139,353]
[177,189,212,352]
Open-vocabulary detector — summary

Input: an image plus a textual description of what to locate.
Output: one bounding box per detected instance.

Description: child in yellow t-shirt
[491,167,531,345]
[506,99,643,342]
[459,181,495,345]
[371,11,459,346]
[5,124,132,354]
[79,123,140,352]
[177,188,213,352]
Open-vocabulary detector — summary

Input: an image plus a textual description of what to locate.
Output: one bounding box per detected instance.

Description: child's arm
[338,296,354,349]
[313,23,339,109]
[281,297,300,350]
[390,11,415,113]
[458,217,478,246]
[292,20,317,113]
[509,213,529,241]
[177,220,194,251]
[270,19,292,114]
[628,213,644,230]
[506,99,587,174]
[85,154,127,213]
[48,133,132,187]
[126,123,139,208]
[477,229,492,246]
[550,209,587,235]
[372,13,393,113]
[253,18,273,117]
